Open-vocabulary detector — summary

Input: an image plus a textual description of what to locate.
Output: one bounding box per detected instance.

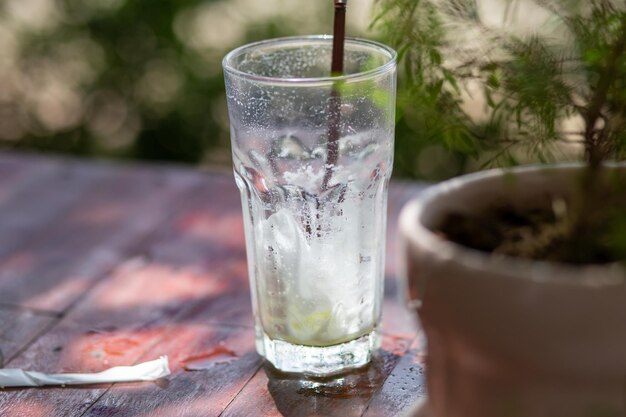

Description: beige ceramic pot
[398,164,626,417]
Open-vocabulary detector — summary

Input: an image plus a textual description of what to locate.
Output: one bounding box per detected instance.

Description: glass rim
[222,35,397,86]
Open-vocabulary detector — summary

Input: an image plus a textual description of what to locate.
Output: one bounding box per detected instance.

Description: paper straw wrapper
[0,356,170,388]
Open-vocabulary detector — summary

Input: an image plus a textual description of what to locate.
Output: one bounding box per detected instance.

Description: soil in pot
[436,173,626,265]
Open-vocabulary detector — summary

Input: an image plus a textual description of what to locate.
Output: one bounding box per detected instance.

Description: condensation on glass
[223,36,397,376]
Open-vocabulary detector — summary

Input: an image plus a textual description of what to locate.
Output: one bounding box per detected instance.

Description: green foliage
[372,0,478,178]
[608,212,626,262]
[0,0,329,164]
[375,0,626,263]
[374,0,626,178]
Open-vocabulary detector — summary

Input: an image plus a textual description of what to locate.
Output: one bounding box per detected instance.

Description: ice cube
[357,142,379,160]
[262,208,303,269]
[337,131,380,159]
[258,188,378,345]
[273,133,311,160]
[310,145,327,159]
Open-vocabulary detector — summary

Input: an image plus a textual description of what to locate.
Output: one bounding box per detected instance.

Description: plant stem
[569,17,626,254]
[583,17,626,168]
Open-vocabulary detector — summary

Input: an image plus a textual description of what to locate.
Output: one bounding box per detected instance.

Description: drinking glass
[223,35,396,375]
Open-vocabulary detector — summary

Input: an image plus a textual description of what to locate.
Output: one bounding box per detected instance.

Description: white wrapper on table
[0,356,170,388]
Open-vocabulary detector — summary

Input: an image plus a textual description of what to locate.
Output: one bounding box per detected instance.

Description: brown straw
[322,0,347,190]
[331,0,347,74]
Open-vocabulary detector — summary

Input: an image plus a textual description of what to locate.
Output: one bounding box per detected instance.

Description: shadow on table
[263,350,398,417]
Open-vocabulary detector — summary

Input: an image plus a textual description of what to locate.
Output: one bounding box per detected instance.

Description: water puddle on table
[181,345,238,371]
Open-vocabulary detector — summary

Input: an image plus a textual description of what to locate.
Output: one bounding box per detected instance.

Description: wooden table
[0,152,427,417]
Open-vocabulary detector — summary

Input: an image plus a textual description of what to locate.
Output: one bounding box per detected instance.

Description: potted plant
[374,0,626,416]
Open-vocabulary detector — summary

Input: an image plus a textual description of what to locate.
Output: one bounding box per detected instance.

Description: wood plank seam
[2,178,208,369]
[76,381,119,417]
[216,362,266,417]
[359,336,418,417]
[0,171,241,412]
[0,303,64,318]
[0,155,426,416]
[0,176,238,413]
[0,161,117,270]
[53,181,208,320]
[3,316,63,364]
[76,296,263,416]
[75,316,263,416]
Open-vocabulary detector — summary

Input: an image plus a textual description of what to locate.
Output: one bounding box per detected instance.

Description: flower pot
[398,164,626,417]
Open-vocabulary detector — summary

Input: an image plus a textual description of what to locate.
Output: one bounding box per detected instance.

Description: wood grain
[0,162,203,311]
[0,156,112,262]
[362,346,427,417]
[0,153,58,206]
[0,166,250,416]
[0,258,220,416]
[0,306,58,365]
[82,322,261,416]
[221,335,412,417]
[0,152,427,417]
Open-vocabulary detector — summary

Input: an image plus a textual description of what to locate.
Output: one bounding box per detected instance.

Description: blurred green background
[1,2,416,170]
[4,0,510,180]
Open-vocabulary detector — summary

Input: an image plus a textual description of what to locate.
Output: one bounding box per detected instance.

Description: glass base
[256,328,380,377]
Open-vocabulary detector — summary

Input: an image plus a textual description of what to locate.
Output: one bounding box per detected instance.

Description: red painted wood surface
[0,152,427,417]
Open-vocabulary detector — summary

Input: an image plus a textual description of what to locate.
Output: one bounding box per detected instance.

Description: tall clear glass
[223,36,396,376]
